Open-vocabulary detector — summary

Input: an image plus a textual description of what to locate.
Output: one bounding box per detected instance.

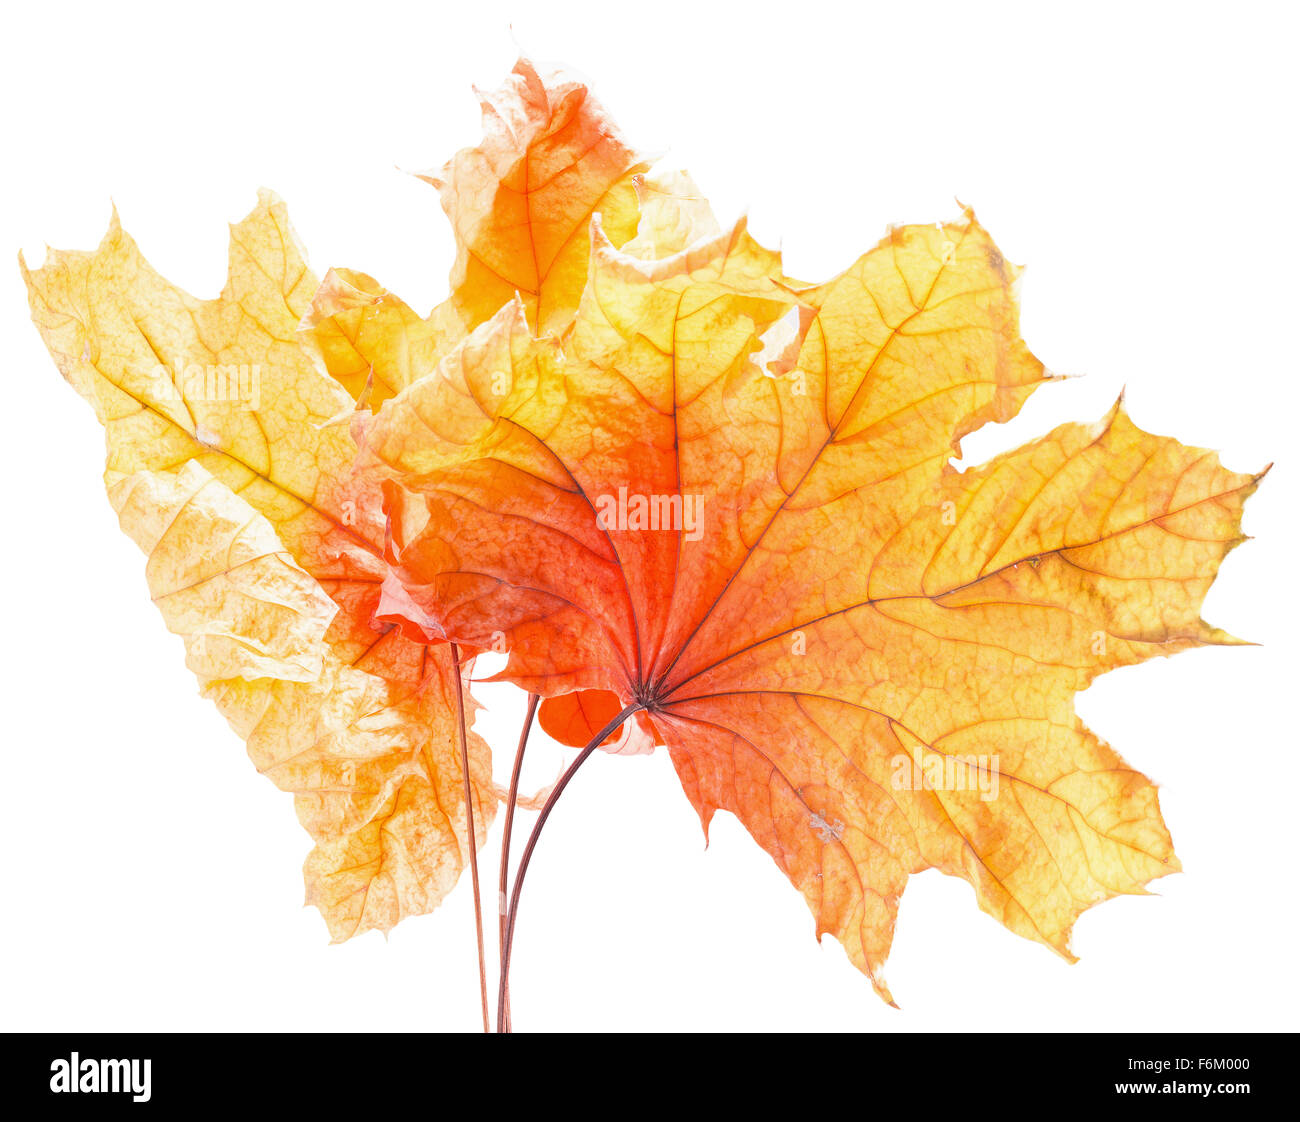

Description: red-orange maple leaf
[357,211,1260,1001]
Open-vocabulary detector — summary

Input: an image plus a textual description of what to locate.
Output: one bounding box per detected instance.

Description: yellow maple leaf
[22,193,493,940]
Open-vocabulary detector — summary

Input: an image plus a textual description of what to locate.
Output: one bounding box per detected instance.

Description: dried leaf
[421,58,650,336]
[23,56,1261,1013]
[22,195,493,939]
[361,209,1260,1000]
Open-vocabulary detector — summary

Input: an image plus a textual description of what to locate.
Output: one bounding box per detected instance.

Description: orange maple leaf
[358,209,1261,1002]
[425,58,650,336]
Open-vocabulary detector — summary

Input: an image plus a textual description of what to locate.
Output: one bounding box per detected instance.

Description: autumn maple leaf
[20,192,495,941]
[356,207,1261,1002]
[21,52,1261,1024]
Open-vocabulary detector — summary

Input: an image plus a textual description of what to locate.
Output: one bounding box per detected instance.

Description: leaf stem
[496,702,641,1033]
[449,642,490,1034]
[497,692,539,1033]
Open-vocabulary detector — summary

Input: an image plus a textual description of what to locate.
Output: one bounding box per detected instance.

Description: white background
[2,0,1297,1033]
